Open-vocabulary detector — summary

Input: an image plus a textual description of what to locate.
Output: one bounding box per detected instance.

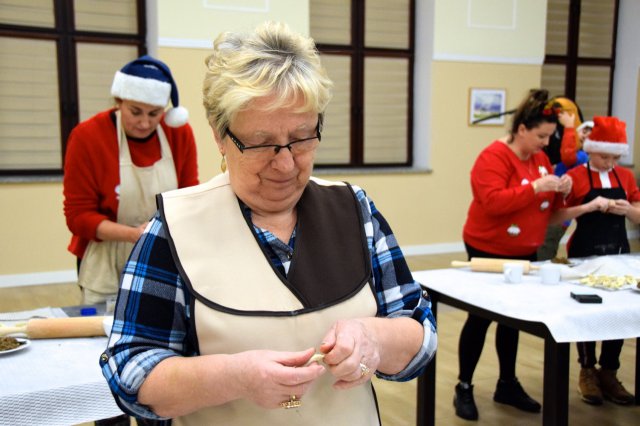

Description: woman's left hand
[319,319,380,390]
[607,198,630,216]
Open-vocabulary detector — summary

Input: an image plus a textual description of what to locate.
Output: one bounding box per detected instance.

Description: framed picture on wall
[469,88,507,126]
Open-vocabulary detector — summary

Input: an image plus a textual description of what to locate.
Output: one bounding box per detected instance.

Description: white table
[413,265,640,426]
[0,309,123,426]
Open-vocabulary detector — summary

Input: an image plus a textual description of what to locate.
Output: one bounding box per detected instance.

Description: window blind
[541,64,566,97]
[0,0,54,28]
[0,37,61,170]
[316,53,351,165]
[575,65,611,119]
[578,0,615,58]
[0,0,144,175]
[545,0,570,56]
[364,57,408,163]
[309,0,414,167]
[365,0,410,49]
[77,43,138,121]
[310,0,351,45]
[74,0,138,34]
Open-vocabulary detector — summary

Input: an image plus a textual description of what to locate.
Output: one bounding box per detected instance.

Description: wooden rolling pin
[451,257,539,274]
[0,316,107,339]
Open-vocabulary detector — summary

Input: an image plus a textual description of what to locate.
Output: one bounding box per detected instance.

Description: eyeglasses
[226,121,321,160]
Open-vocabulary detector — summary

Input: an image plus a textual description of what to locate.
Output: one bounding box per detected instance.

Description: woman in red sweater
[63,55,198,306]
[454,89,572,421]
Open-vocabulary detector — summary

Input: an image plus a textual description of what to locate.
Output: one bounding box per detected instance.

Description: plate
[632,287,640,293]
[0,337,30,355]
[570,280,635,292]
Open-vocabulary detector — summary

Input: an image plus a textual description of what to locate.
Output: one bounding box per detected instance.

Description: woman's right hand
[139,347,326,417]
[235,347,326,409]
[132,222,148,242]
[95,220,149,243]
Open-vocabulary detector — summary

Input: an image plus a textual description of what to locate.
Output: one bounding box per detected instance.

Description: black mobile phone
[570,292,603,304]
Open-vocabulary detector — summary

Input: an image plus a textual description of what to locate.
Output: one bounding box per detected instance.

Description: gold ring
[280,395,302,409]
[359,362,370,377]
[609,200,615,207]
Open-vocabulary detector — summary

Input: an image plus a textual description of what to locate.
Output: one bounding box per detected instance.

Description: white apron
[78,111,178,302]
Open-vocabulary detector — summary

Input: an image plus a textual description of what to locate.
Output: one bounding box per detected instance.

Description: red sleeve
[617,166,640,203]
[563,166,588,207]
[63,112,120,256]
[560,127,578,167]
[163,122,199,187]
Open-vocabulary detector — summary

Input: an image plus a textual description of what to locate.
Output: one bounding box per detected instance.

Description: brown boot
[598,368,634,405]
[578,367,603,405]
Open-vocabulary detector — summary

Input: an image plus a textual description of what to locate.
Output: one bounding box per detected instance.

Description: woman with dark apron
[552,116,640,407]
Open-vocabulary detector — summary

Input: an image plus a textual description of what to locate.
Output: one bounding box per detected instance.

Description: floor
[1,250,638,425]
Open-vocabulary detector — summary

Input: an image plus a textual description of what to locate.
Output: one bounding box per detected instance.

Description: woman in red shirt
[454,89,572,421]
[63,56,198,306]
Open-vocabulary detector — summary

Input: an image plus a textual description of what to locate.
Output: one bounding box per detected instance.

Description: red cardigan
[63,109,198,258]
[463,141,561,256]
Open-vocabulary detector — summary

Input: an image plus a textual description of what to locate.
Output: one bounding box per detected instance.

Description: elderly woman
[100,22,436,425]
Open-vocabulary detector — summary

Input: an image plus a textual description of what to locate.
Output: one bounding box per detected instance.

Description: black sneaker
[454,382,479,420]
[493,377,541,413]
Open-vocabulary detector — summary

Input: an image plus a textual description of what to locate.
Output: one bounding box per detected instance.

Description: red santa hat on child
[110,55,188,127]
[582,116,628,156]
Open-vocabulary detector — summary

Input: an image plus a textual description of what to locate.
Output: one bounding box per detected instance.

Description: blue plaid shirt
[100,184,437,419]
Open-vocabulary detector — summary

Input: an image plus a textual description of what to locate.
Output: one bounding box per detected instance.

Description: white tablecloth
[414,267,640,343]
[0,309,123,426]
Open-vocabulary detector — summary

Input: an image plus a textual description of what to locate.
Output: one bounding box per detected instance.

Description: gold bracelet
[532,181,538,193]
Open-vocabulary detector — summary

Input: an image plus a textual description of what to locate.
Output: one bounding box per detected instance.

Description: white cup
[539,263,561,284]
[503,262,524,284]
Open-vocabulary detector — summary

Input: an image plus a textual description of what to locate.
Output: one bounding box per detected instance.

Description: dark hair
[509,89,559,138]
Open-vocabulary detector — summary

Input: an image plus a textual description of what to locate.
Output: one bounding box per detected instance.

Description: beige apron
[78,111,177,303]
[161,175,380,426]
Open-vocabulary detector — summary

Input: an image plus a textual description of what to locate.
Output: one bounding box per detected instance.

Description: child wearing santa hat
[551,116,639,406]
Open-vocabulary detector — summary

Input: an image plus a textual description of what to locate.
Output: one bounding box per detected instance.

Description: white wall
[612,0,640,164]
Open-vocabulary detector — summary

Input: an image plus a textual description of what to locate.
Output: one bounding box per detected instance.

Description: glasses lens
[289,138,319,154]
[242,145,274,159]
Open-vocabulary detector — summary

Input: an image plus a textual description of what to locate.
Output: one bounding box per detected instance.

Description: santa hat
[110,55,188,127]
[576,120,594,132]
[583,116,628,156]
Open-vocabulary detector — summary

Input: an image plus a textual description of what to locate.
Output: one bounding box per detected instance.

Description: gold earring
[220,155,227,172]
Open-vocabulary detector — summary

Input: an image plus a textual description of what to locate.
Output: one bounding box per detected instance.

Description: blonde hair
[202,22,334,137]
[553,97,583,149]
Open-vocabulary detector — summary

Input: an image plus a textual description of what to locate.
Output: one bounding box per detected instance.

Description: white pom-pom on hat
[164,105,189,127]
